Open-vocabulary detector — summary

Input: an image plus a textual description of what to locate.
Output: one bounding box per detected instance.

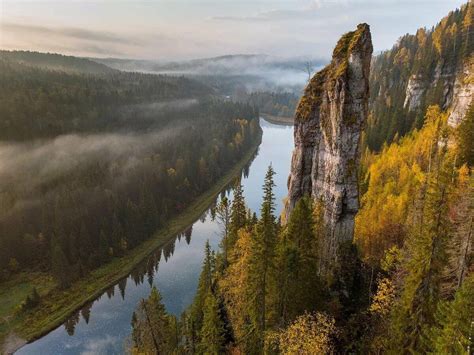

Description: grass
[0,137,261,353]
[0,272,54,318]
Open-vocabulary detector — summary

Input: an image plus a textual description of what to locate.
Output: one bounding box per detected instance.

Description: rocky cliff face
[367,2,472,150]
[403,57,472,124]
[404,74,427,111]
[448,56,473,127]
[286,24,372,270]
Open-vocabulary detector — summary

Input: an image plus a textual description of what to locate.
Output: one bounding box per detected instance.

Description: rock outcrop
[448,56,473,127]
[404,74,428,111]
[286,24,373,271]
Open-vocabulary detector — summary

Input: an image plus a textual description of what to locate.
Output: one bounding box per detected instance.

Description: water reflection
[17,119,293,354]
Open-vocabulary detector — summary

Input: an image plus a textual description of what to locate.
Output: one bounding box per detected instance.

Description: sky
[0,0,468,61]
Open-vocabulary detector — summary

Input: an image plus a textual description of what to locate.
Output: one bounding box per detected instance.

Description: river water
[17,118,293,354]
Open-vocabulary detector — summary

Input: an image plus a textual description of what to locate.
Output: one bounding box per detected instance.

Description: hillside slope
[367,1,473,150]
[0,50,116,74]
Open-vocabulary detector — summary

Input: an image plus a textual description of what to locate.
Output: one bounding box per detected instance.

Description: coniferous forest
[130,3,473,354]
[131,104,473,354]
[0,54,261,286]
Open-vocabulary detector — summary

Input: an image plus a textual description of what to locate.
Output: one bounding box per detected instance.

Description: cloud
[211,9,310,22]
[0,22,149,57]
[80,335,120,355]
[0,0,466,60]
[1,22,142,46]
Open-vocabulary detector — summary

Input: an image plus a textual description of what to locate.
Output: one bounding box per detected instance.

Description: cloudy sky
[0,0,467,60]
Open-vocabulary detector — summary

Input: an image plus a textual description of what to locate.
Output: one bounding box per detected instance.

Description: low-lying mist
[0,122,188,219]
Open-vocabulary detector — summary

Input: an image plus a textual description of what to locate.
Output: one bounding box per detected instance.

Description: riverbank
[260,113,294,126]
[1,135,261,354]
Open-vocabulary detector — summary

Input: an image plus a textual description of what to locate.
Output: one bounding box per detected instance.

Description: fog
[93,55,325,92]
[0,123,188,219]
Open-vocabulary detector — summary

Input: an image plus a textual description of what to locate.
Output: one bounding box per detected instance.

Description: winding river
[17,118,293,354]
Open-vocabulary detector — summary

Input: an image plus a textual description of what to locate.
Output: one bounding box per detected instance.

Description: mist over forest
[0,1,472,354]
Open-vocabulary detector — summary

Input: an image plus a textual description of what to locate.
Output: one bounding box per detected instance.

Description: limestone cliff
[286,24,372,270]
[448,56,474,127]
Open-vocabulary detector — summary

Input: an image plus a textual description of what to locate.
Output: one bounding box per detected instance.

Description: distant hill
[92,54,326,79]
[0,50,116,74]
[91,54,326,94]
[0,54,213,140]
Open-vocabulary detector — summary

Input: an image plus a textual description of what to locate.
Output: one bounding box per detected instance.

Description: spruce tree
[275,197,323,324]
[252,165,277,342]
[198,292,226,354]
[228,182,246,249]
[191,241,215,339]
[457,102,474,167]
[131,286,177,353]
[51,240,70,288]
[215,196,231,267]
[426,274,474,353]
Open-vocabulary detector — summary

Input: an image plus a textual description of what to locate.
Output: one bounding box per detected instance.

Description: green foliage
[245,91,298,118]
[198,292,226,355]
[274,197,324,324]
[51,242,70,289]
[457,102,474,167]
[252,165,278,334]
[16,287,41,314]
[426,274,474,354]
[131,286,178,354]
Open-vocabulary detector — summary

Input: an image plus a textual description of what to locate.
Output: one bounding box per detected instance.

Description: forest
[0,53,262,295]
[1,1,473,353]
[366,2,473,151]
[130,103,473,354]
[129,3,473,354]
[0,53,214,140]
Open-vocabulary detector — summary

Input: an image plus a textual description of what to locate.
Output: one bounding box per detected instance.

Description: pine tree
[251,165,277,344]
[198,292,226,354]
[131,286,177,354]
[228,182,246,249]
[427,274,474,354]
[190,241,215,340]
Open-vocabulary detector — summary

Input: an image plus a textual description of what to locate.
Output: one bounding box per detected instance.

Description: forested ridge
[0,53,262,303]
[366,1,473,150]
[0,54,212,140]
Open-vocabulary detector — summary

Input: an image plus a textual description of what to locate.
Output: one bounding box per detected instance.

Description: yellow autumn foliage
[369,278,396,316]
[355,106,449,266]
[265,312,336,355]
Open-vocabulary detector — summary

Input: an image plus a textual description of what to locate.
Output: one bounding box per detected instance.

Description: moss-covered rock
[287,23,373,276]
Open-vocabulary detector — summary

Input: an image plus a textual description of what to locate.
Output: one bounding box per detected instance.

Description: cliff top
[295,23,372,122]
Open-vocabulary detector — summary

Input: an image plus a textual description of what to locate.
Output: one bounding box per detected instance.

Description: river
[17,118,294,354]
